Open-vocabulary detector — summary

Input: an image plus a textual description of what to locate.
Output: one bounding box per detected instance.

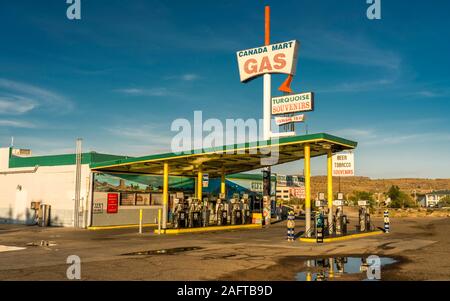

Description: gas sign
[236,40,299,82]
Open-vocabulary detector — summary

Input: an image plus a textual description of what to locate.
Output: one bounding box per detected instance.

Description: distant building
[420,190,450,208]
[276,186,291,201]
[275,175,305,202]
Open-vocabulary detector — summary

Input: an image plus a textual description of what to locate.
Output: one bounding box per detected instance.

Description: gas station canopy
[90,133,357,177]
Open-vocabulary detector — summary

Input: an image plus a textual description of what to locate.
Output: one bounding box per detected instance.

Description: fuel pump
[241,193,251,224]
[315,197,328,237]
[230,193,242,225]
[332,198,348,236]
[202,197,211,227]
[315,211,325,243]
[358,200,371,232]
[173,197,188,229]
[216,193,229,226]
[188,197,203,228]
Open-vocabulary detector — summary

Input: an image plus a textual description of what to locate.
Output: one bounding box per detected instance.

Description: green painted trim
[9,152,129,168]
[90,133,357,170]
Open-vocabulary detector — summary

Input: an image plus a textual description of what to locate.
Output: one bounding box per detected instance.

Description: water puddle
[121,246,203,256]
[296,256,397,281]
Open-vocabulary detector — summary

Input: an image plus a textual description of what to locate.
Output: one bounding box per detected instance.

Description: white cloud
[181,74,200,81]
[295,29,403,93]
[0,119,36,128]
[0,78,74,114]
[106,125,172,144]
[163,73,202,82]
[114,87,173,97]
[365,132,450,146]
[332,126,450,147]
[0,96,37,115]
[408,90,450,99]
[320,78,395,93]
[415,91,440,98]
[332,128,376,139]
[299,29,402,70]
[104,125,174,156]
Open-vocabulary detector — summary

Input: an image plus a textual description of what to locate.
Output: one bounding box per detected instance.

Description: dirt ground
[0,216,449,281]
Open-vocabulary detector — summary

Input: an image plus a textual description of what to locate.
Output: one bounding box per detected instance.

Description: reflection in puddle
[296,256,397,281]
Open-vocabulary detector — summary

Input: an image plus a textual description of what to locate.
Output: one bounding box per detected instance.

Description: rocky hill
[310,176,450,197]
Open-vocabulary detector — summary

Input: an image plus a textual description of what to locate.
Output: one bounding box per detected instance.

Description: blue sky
[0,0,449,178]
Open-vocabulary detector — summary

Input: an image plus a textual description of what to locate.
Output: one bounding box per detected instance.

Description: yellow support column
[194,177,198,197]
[327,149,334,235]
[139,209,143,234]
[158,208,162,234]
[220,169,226,195]
[162,162,169,230]
[304,143,311,237]
[329,257,335,279]
[197,166,203,201]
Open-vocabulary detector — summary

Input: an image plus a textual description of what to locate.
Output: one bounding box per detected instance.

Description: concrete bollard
[287,211,295,242]
[158,208,162,235]
[384,209,390,233]
[139,209,143,234]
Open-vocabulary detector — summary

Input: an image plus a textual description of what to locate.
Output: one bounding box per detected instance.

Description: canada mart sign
[236,40,299,82]
[272,92,314,115]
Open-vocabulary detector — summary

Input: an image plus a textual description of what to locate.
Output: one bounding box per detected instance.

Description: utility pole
[74,138,82,228]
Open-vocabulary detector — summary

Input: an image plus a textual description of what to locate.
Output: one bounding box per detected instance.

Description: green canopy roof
[90,133,357,178]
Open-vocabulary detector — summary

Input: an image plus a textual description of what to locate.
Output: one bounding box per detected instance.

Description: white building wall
[0,163,91,227]
[0,148,10,170]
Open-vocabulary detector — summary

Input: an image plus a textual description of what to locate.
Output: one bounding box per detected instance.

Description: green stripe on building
[9,152,129,168]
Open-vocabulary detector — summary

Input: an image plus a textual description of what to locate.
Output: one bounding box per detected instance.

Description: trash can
[38,204,51,227]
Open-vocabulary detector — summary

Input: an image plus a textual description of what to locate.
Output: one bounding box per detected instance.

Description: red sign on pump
[107,193,119,214]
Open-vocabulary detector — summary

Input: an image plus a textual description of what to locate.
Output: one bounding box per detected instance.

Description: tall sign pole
[236,5,317,234]
[263,6,271,141]
[262,6,272,225]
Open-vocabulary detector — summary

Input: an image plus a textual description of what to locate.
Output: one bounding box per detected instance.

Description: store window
[93,172,194,207]
[121,193,136,206]
[136,193,151,206]
[120,192,161,206]
[152,193,163,206]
